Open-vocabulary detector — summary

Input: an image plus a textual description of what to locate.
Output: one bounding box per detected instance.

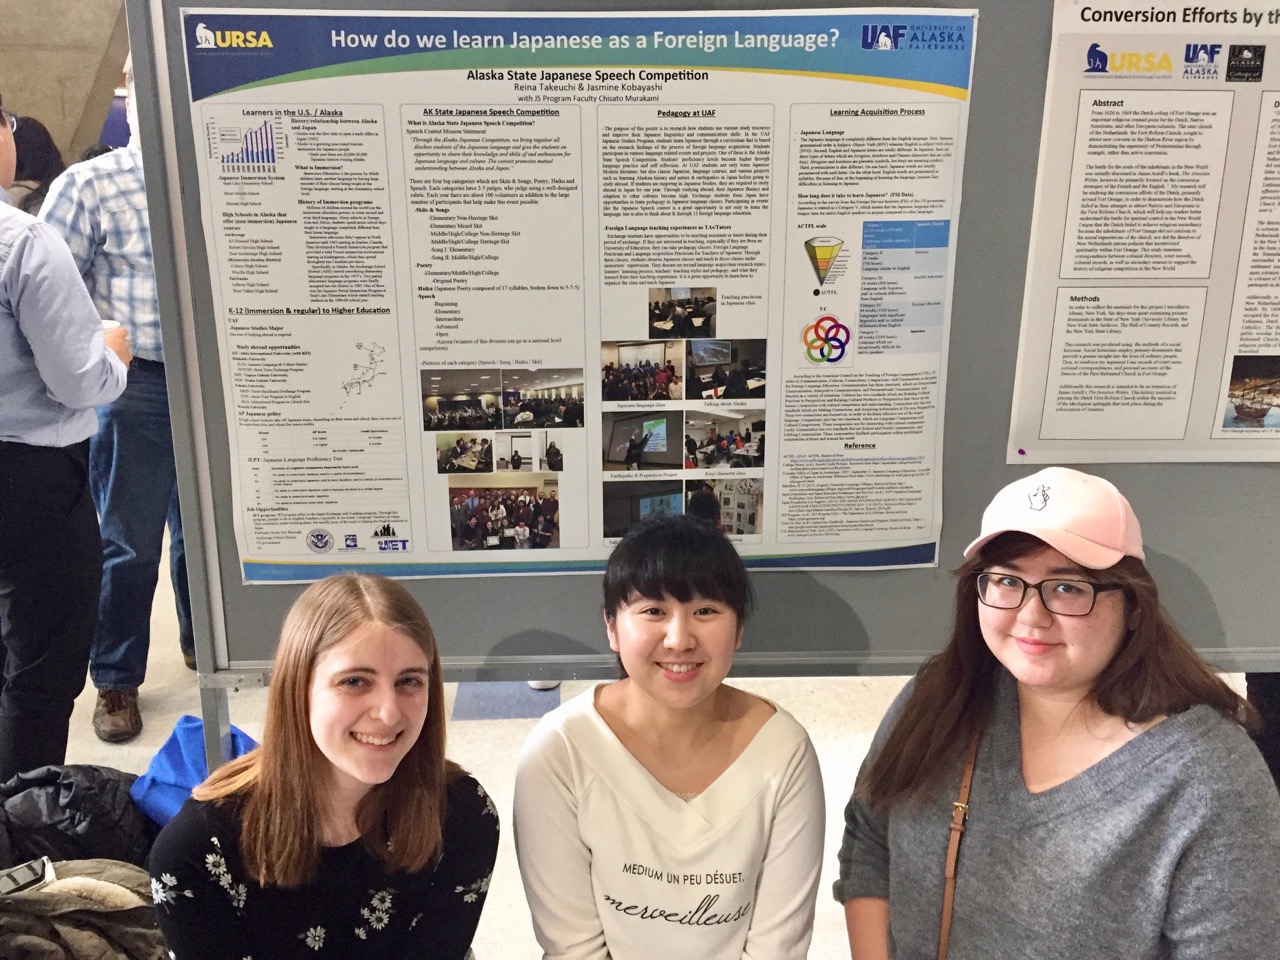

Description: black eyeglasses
[975,573,1124,617]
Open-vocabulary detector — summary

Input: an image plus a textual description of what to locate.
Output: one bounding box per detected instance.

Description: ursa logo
[194,23,274,49]
[1084,42,1171,75]
[1183,43,1222,79]
[862,24,906,50]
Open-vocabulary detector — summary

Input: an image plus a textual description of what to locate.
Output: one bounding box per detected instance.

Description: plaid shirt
[39,143,164,361]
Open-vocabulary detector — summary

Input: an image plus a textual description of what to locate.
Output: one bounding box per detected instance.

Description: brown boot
[93,689,142,743]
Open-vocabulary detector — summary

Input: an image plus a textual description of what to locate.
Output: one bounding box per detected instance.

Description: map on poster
[180,7,977,580]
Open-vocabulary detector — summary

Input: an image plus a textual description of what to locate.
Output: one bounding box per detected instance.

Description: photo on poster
[648,286,717,339]
[601,340,684,401]
[1223,355,1280,429]
[685,338,767,400]
[602,410,685,471]
[491,431,565,471]
[602,480,685,539]
[500,369,585,428]
[685,407,765,470]
[447,479,560,551]
[422,369,501,431]
[686,478,764,535]
[434,432,494,474]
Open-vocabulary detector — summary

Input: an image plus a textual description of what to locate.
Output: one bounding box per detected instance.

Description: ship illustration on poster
[805,236,844,285]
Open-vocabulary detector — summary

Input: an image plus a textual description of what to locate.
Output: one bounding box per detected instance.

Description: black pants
[1246,672,1280,790]
[0,439,100,782]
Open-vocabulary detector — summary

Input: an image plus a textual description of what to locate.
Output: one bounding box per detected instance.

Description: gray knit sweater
[834,674,1280,959]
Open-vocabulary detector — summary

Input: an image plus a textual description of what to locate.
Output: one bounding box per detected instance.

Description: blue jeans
[89,359,193,691]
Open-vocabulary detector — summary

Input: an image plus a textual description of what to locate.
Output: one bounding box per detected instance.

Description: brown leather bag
[937,736,981,960]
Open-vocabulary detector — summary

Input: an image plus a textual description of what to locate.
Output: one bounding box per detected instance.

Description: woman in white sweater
[514,515,824,959]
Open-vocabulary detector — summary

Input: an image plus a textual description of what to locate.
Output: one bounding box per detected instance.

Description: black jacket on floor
[0,764,159,868]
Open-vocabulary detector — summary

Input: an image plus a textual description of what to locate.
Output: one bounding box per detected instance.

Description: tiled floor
[63,549,911,957]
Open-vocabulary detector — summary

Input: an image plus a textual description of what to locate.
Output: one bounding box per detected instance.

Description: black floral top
[148,774,498,959]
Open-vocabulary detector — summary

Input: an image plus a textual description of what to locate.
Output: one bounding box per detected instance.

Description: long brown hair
[858,532,1256,811]
[195,573,458,887]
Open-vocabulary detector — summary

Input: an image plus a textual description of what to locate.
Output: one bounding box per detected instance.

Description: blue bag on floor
[128,715,258,826]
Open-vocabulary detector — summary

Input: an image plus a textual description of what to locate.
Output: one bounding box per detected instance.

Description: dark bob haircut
[602,515,753,623]
[13,116,65,184]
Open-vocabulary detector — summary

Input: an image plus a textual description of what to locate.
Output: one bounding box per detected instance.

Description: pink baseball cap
[964,467,1144,569]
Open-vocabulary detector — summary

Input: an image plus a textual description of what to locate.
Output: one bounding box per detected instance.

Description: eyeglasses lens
[977,574,1096,616]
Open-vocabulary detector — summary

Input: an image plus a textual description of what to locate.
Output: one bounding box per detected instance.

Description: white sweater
[514,686,824,959]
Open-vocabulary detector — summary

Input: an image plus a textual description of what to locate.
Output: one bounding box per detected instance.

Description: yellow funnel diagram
[805,237,843,285]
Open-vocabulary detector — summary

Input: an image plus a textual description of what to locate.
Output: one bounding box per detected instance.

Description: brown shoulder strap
[937,734,981,960]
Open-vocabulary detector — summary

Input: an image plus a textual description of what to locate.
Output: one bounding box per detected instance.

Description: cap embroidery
[1028,484,1049,511]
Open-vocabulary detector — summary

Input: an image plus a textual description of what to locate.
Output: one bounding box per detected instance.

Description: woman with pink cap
[834,467,1280,960]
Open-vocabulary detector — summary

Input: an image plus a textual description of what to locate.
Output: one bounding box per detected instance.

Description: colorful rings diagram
[803,314,850,363]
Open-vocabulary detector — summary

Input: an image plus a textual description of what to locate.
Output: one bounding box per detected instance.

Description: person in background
[836,467,1280,959]
[531,512,554,548]
[687,482,720,527]
[515,516,824,959]
[8,115,65,215]
[0,93,130,781]
[1246,672,1280,788]
[623,428,651,471]
[40,54,195,742]
[77,142,116,164]
[148,573,498,958]
[457,515,483,551]
[545,441,564,471]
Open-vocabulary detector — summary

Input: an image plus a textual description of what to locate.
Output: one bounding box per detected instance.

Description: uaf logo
[862,24,906,50]
[1084,42,1172,75]
[1184,43,1222,79]
[194,22,274,49]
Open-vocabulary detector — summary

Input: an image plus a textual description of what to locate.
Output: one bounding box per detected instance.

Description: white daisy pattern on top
[455,873,490,904]
[205,836,249,911]
[478,782,498,818]
[151,872,193,908]
[355,887,395,939]
[300,926,325,950]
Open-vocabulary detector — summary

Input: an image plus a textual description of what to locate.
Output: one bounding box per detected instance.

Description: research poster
[179,8,976,581]
[1009,0,1280,463]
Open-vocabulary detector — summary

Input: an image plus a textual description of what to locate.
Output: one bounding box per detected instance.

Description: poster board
[125,0,1280,768]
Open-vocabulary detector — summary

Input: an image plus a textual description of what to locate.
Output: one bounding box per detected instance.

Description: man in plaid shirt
[39,55,194,742]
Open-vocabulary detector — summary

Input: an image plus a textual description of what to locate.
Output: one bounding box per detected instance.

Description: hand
[104,324,133,366]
